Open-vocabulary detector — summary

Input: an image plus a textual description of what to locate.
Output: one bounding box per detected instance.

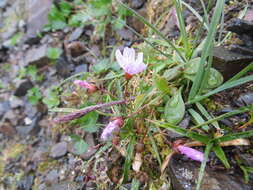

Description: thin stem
[54,97,135,123]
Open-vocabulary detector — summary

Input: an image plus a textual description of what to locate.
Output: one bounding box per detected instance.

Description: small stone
[0,0,7,8]
[16,174,34,190]
[117,28,134,40]
[26,0,52,41]
[234,92,253,107]
[55,55,73,78]
[14,79,33,97]
[130,0,145,9]
[0,101,10,118]
[68,27,84,42]
[24,45,50,67]
[45,170,59,185]
[9,96,24,108]
[0,121,17,137]
[50,142,68,158]
[74,64,88,74]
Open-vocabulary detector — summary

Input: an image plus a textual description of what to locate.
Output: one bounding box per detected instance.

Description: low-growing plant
[45,0,253,189]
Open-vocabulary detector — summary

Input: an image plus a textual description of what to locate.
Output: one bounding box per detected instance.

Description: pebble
[50,142,68,158]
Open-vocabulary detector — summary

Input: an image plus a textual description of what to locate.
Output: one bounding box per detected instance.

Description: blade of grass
[187,74,253,104]
[148,119,210,144]
[227,62,253,82]
[196,102,220,130]
[130,178,140,190]
[113,16,172,58]
[188,108,209,131]
[212,145,230,169]
[174,0,190,57]
[123,136,136,182]
[196,141,213,190]
[188,0,224,100]
[181,1,209,30]
[116,0,186,62]
[215,130,253,143]
[190,105,252,130]
[148,130,162,166]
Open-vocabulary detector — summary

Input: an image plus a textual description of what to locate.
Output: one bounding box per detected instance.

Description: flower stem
[54,97,135,123]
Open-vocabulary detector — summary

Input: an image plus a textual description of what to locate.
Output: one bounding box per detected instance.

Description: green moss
[37,160,58,173]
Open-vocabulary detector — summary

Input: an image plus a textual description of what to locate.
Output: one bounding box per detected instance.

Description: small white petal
[115,49,125,67]
[136,52,143,65]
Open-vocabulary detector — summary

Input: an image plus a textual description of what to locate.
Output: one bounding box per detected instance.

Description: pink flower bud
[177,145,204,162]
[101,118,123,141]
[74,80,97,93]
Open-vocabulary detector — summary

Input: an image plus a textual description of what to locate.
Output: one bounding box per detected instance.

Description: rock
[3,110,19,126]
[234,92,253,107]
[45,170,59,185]
[24,103,38,118]
[68,27,84,42]
[66,41,86,58]
[212,46,253,80]
[244,9,253,23]
[50,142,68,158]
[117,28,134,41]
[24,45,50,67]
[14,79,33,97]
[32,147,49,162]
[26,0,52,41]
[0,121,17,137]
[50,182,81,190]
[130,0,145,9]
[16,174,34,190]
[0,101,10,119]
[73,64,88,74]
[168,158,252,190]
[0,0,7,8]
[9,96,24,108]
[55,55,73,78]
[16,113,42,136]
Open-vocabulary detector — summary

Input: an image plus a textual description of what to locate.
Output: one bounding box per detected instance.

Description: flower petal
[123,47,135,63]
[177,145,204,162]
[115,49,125,68]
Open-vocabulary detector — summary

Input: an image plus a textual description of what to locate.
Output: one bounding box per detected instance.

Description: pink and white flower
[115,47,147,77]
[74,80,97,93]
[101,118,124,141]
[177,145,204,162]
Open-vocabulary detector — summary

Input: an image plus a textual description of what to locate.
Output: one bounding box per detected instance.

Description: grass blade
[188,0,224,100]
[148,119,210,144]
[188,108,209,131]
[215,130,253,143]
[190,105,252,130]
[123,136,136,182]
[148,131,162,166]
[116,0,186,62]
[187,74,253,104]
[196,141,213,190]
[227,62,253,82]
[213,145,230,169]
[174,0,190,57]
[196,102,220,130]
[181,1,209,30]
